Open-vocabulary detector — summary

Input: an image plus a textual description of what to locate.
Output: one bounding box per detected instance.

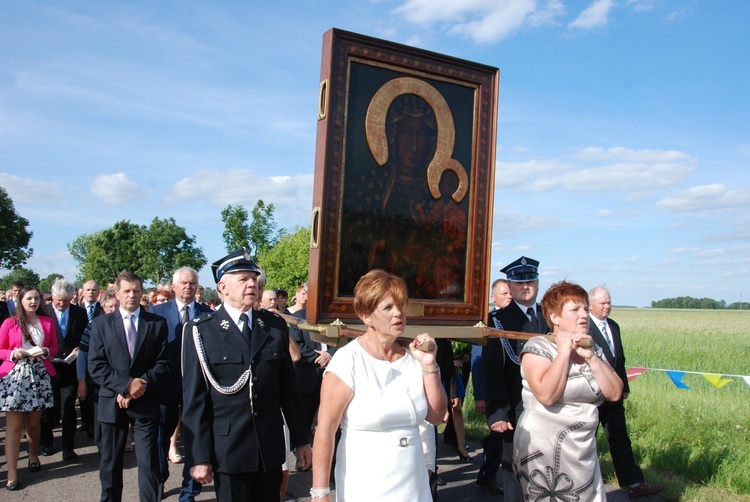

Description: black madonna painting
[339,71,471,300]
[308,29,498,326]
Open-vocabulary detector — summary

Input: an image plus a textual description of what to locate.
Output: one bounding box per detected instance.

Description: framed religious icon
[307,28,498,327]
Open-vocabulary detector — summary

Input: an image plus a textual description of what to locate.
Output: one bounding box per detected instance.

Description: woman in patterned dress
[513,281,623,501]
[0,286,58,491]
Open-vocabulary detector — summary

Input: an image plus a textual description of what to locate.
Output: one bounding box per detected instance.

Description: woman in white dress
[311,269,447,501]
[513,281,623,502]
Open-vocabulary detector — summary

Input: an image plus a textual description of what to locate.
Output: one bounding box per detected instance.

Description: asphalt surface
[0,414,633,501]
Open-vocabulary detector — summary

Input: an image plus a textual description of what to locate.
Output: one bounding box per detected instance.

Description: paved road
[1,414,633,501]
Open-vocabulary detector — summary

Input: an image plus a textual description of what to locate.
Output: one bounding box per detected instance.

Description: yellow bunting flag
[702,373,733,388]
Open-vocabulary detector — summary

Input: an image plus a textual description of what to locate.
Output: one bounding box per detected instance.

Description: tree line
[651,296,748,310]
[0,190,310,294]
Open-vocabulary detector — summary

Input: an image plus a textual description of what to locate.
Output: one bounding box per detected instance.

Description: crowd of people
[0,251,663,501]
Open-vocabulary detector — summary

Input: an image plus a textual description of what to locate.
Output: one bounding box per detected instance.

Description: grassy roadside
[461,308,750,501]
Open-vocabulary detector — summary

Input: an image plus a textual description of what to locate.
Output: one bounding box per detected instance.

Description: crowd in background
[0,253,662,501]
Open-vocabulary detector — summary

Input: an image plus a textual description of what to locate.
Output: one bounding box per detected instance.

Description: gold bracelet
[422,367,440,375]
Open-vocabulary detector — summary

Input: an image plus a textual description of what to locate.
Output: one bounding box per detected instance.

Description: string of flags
[627,367,750,390]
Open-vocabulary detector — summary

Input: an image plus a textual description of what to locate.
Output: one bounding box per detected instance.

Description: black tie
[181,305,190,326]
[527,307,539,332]
[238,313,252,345]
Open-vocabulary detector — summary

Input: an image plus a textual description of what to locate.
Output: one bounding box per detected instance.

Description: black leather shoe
[6,480,20,491]
[476,478,504,495]
[62,449,78,461]
[28,460,41,472]
[628,482,662,499]
[41,446,53,456]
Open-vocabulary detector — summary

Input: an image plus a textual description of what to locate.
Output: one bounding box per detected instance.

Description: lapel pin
[257,318,265,329]
[220,320,230,331]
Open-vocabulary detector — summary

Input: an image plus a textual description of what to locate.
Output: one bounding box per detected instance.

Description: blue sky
[1,0,748,307]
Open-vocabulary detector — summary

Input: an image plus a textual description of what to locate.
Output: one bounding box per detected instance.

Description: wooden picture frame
[308,28,498,326]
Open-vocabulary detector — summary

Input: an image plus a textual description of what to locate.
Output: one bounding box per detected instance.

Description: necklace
[363,336,400,362]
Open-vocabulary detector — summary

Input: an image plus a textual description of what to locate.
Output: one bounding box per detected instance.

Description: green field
[463,308,750,502]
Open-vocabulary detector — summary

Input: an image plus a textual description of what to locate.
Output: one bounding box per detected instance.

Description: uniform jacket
[150,299,212,404]
[483,301,548,426]
[41,303,89,385]
[88,309,169,423]
[588,316,630,402]
[181,306,308,474]
[0,315,59,378]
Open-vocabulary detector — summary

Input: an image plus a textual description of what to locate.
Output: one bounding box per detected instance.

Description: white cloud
[0,173,61,204]
[496,159,571,188]
[394,0,564,43]
[90,173,148,205]
[569,0,615,30]
[624,255,640,262]
[596,209,613,217]
[171,170,314,207]
[667,247,693,254]
[625,0,656,12]
[492,206,560,232]
[498,146,695,194]
[556,161,692,192]
[573,146,692,163]
[656,184,750,213]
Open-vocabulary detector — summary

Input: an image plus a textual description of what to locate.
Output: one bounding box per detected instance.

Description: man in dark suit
[77,279,105,438]
[40,278,89,460]
[289,306,333,438]
[0,299,9,325]
[182,249,312,501]
[589,286,662,499]
[474,278,512,495]
[483,256,548,502]
[89,270,169,502]
[78,290,119,451]
[6,281,22,315]
[150,266,211,502]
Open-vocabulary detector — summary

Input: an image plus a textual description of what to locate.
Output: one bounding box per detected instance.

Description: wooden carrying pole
[277,313,592,350]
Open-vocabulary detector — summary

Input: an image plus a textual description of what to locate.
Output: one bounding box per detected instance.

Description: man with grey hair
[588,286,662,499]
[41,278,89,460]
[150,266,212,501]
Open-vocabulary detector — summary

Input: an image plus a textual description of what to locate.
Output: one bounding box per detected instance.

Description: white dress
[325,340,432,502]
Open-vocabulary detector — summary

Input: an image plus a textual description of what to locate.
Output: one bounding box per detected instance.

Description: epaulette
[193,313,214,324]
[260,308,282,320]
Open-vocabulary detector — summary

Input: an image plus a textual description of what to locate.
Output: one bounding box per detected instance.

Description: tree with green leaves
[0,187,33,269]
[221,205,251,253]
[68,220,145,285]
[39,273,65,293]
[68,218,206,286]
[138,217,207,285]
[257,226,310,293]
[0,267,41,290]
[249,200,281,260]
